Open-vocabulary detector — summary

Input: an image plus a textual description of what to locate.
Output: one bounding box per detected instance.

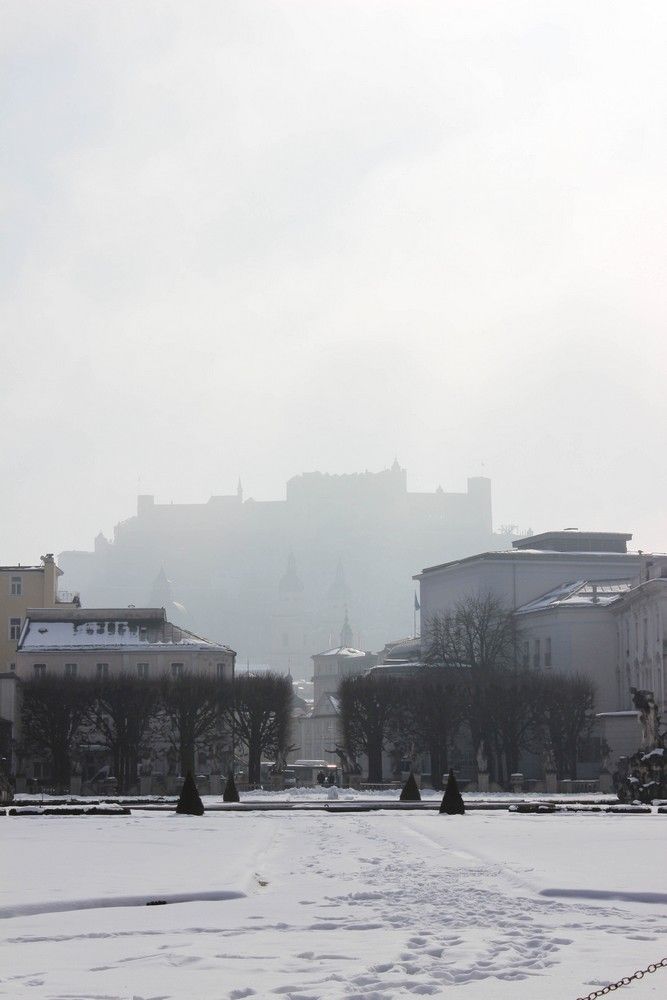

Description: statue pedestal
[598,769,613,793]
[271,774,284,792]
[70,776,82,796]
[544,771,558,794]
[477,771,489,793]
[347,774,361,790]
[209,775,222,796]
[510,772,524,794]
[139,777,152,796]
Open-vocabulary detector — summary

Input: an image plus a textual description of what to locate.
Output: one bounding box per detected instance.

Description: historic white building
[293,617,377,765]
[415,530,667,769]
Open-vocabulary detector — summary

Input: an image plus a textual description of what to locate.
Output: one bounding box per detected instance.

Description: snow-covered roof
[18,609,232,652]
[313,646,368,658]
[311,692,342,717]
[515,580,633,614]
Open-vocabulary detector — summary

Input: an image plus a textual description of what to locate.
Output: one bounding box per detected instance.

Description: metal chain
[576,959,667,999]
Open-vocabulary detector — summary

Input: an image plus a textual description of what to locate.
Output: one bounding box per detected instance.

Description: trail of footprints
[2,817,663,1000]
[259,817,664,998]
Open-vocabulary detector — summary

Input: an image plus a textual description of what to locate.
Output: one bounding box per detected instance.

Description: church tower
[269,552,308,674]
[148,566,186,622]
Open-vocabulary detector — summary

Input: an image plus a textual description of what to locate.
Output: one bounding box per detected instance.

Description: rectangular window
[171,662,184,678]
[9,617,21,641]
[544,637,552,668]
[64,663,78,678]
[522,640,529,669]
[533,639,541,669]
[33,663,46,678]
[216,662,225,679]
[10,575,22,596]
[96,662,109,678]
[137,663,149,679]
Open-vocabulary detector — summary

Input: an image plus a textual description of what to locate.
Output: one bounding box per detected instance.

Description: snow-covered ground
[1,809,665,999]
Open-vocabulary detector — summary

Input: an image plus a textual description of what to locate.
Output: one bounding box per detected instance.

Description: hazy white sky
[2,0,666,565]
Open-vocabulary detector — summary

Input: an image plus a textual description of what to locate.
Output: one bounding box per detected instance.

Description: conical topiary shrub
[439,769,465,815]
[176,771,205,815]
[223,771,240,803]
[399,771,421,802]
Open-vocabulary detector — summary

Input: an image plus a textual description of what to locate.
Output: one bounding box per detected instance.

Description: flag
[414,592,420,611]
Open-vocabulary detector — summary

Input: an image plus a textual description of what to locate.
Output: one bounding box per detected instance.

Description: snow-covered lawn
[1,809,665,999]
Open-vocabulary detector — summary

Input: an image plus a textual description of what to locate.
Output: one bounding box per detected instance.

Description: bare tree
[485,668,540,787]
[338,674,403,783]
[410,667,467,789]
[223,673,292,786]
[20,676,95,790]
[535,673,596,779]
[88,675,161,794]
[159,673,226,777]
[424,593,518,784]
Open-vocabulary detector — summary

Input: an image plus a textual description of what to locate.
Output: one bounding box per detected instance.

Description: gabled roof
[311,692,341,717]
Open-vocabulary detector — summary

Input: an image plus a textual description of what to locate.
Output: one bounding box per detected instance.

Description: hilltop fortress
[59,463,511,674]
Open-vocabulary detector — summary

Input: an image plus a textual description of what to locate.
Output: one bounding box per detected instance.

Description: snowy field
[1,809,665,1000]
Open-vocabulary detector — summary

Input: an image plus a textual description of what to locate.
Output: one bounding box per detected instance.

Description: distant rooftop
[516,580,634,614]
[18,608,233,652]
[512,530,633,554]
[313,646,368,659]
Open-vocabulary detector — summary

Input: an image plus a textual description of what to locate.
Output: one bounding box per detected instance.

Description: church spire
[328,558,350,602]
[237,478,243,501]
[340,606,353,647]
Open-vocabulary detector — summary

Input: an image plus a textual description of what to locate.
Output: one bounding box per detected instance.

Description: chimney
[41,553,58,605]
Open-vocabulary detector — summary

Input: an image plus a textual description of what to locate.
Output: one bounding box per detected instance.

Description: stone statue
[475,741,488,774]
[631,688,660,749]
[542,739,556,775]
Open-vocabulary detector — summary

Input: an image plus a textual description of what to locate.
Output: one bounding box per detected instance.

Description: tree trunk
[428,743,444,790]
[53,747,71,791]
[180,732,195,777]
[367,739,383,783]
[248,741,262,787]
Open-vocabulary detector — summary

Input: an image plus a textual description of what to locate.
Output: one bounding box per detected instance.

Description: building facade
[15,607,235,683]
[1,554,79,673]
[415,530,667,773]
[11,607,236,791]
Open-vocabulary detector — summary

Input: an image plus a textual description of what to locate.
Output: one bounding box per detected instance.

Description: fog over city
[2,0,666,565]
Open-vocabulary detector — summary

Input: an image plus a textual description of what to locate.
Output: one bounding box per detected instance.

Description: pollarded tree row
[339,594,596,789]
[19,671,293,794]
